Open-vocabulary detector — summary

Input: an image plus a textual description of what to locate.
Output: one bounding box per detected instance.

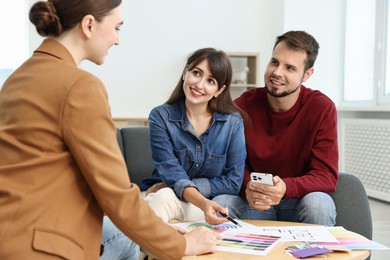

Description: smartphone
[250,172,274,186]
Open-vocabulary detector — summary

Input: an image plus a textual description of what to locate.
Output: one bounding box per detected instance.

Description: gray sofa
[116,126,373,241]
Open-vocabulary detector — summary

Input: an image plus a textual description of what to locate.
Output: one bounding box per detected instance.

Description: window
[384,2,390,100]
[0,1,29,87]
[343,0,390,106]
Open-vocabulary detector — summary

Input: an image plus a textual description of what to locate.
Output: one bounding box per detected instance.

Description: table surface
[182,220,370,260]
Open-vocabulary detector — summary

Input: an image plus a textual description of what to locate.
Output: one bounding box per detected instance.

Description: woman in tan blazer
[0,0,220,259]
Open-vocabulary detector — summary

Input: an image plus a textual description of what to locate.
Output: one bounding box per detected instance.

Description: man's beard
[266,84,300,98]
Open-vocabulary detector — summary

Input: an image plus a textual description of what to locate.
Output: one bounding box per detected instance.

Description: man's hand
[245,175,286,210]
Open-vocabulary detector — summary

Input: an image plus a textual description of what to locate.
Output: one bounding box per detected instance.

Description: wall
[27,0,363,117]
[283,0,344,105]
[28,0,284,118]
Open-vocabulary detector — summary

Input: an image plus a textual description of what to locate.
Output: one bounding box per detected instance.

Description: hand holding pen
[218,211,242,228]
[203,199,242,227]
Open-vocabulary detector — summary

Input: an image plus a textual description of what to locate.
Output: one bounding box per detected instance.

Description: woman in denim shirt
[140,48,247,225]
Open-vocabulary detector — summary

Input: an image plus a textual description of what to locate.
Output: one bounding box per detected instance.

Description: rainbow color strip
[218,232,280,251]
[187,222,238,233]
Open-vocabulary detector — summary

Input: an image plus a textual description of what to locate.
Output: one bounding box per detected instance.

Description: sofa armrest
[330,172,373,240]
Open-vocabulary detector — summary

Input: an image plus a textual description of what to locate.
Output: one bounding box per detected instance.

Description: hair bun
[29,1,62,37]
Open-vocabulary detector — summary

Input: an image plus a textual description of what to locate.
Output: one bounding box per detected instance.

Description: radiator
[339,118,390,202]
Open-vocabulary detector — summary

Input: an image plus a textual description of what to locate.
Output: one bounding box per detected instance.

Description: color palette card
[290,247,333,258]
[316,226,390,250]
[171,220,282,255]
[217,231,282,255]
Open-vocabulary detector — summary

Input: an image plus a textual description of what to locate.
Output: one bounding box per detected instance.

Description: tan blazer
[0,39,185,259]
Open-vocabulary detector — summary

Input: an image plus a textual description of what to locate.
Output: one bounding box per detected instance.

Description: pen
[218,212,242,227]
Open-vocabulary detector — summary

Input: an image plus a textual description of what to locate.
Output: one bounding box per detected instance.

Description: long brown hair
[167,48,248,121]
[29,0,122,37]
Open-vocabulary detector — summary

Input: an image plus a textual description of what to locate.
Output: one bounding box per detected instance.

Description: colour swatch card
[216,230,281,255]
[290,246,333,258]
[171,221,282,256]
[315,226,390,250]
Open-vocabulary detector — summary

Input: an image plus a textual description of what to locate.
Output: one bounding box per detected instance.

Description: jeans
[212,192,336,226]
[100,216,140,260]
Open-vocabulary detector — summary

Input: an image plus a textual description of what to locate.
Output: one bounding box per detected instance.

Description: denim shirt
[140,100,246,201]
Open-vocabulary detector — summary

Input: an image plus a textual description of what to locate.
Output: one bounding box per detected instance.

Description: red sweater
[235,86,338,199]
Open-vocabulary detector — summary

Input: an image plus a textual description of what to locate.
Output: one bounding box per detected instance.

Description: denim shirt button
[195,163,199,167]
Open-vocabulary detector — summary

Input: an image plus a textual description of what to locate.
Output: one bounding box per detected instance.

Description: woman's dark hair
[167,48,247,121]
[274,30,319,71]
[29,0,122,37]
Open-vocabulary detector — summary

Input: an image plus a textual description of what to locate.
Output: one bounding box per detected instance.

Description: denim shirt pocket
[202,152,227,176]
[173,147,193,173]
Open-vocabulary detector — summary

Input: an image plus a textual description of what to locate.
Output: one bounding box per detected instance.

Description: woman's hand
[202,200,229,225]
[172,225,189,235]
[183,226,221,256]
[182,187,230,225]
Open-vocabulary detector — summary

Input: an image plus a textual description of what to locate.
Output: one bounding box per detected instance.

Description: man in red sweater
[213,30,338,226]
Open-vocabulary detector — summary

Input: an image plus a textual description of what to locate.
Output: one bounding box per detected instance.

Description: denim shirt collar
[168,100,229,130]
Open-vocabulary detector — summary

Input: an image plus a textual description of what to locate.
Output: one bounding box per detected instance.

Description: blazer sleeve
[62,75,186,260]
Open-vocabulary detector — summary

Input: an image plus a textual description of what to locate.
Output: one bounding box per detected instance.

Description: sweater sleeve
[62,76,186,260]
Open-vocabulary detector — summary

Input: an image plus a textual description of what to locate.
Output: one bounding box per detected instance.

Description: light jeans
[142,188,205,223]
[100,216,140,260]
[212,192,336,226]
[100,189,206,260]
